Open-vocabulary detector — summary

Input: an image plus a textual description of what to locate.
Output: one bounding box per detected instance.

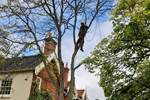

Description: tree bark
[68,44,79,99]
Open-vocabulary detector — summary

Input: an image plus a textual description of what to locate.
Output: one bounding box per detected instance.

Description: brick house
[0,34,87,100]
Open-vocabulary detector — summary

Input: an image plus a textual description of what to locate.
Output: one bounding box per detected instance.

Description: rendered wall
[0,72,33,100]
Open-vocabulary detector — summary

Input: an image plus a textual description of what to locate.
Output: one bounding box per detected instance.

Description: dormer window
[64,88,68,96]
[0,78,12,97]
[79,96,82,99]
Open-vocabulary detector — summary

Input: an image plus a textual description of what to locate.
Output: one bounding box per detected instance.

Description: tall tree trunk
[68,46,79,99]
[57,29,64,100]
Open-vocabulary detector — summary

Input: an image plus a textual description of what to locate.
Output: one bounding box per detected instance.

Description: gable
[35,52,60,75]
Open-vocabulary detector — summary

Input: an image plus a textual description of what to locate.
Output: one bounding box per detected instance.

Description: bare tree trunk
[57,31,64,100]
[68,45,79,99]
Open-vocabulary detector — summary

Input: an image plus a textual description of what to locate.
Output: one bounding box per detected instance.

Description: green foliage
[84,0,150,99]
[29,82,53,100]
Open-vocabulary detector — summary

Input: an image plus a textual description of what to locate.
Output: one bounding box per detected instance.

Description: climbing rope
[85,22,101,42]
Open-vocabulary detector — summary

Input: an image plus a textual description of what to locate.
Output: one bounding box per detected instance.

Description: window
[64,88,68,96]
[0,78,12,96]
[36,77,42,90]
[79,96,82,99]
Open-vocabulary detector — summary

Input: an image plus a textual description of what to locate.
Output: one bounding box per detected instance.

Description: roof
[0,55,43,73]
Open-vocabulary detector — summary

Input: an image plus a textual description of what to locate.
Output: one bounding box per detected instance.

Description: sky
[62,20,113,100]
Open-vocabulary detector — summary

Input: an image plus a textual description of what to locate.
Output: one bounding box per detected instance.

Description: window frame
[0,77,13,98]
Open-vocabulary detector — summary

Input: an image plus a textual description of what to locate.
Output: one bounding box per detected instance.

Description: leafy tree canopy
[84,0,150,99]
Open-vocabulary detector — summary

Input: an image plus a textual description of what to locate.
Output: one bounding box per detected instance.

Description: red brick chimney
[64,63,69,86]
[44,32,57,56]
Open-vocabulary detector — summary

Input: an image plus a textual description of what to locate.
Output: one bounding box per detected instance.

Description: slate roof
[0,55,43,72]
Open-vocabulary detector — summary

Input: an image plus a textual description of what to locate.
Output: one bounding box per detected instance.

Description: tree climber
[76,22,89,52]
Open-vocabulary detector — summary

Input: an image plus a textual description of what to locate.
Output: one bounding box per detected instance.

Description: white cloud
[75,67,106,100]
[62,20,113,100]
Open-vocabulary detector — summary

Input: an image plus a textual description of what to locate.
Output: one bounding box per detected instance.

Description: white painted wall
[0,72,33,100]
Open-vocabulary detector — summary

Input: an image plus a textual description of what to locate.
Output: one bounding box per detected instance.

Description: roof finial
[46,31,53,38]
[65,62,68,68]
[48,32,53,37]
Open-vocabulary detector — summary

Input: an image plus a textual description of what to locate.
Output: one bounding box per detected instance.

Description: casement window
[0,78,12,97]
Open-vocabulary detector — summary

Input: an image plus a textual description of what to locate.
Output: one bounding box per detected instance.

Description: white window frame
[0,78,12,98]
